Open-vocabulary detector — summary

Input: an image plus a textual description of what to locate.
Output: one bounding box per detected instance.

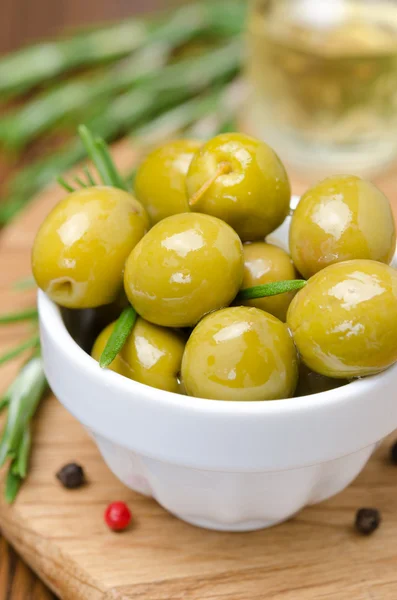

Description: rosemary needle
[236,280,307,302]
[100,306,137,368]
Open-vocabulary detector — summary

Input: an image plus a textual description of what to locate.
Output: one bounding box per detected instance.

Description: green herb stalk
[0,3,218,149]
[236,280,307,302]
[2,39,241,224]
[100,307,137,368]
[0,20,150,97]
[0,356,47,503]
[0,0,245,97]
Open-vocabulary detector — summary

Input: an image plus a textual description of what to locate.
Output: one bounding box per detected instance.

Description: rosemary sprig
[13,276,36,291]
[83,166,96,187]
[78,125,127,190]
[0,18,151,97]
[0,307,38,324]
[0,355,46,468]
[74,176,89,189]
[12,426,31,479]
[56,126,129,193]
[236,280,307,302]
[57,176,75,193]
[0,379,19,413]
[0,334,40,368]
[100,306,137,369]
[2,39,241,224]
[95,138,127,190]
[5,469,22,504]
[0,4,209,149]
[0,355,47,504]
[0,397,8,412]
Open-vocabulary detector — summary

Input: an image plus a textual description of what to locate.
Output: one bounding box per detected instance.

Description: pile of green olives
[32,132,397,402]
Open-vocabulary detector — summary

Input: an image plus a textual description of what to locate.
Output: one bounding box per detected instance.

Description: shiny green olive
[32,186,149,308]
[294,364,349,397]
[289,175,396,279]
[91,317,185,393]
[287,260,397,378]
[185,132,291,242]
[124,213,244,328]
[240,242,298,321]
[181,306,298,401]
[134,139,202,225]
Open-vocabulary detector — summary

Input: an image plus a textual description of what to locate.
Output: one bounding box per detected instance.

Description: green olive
[240,242,298,321]
[287,260,397,378]
[91,317,185,393]
[289,175,396,279]
[134,139,202,225]
[32,186,149,308]
[294,364,349,397]
[181,306,298,401]
[186,133,291,242]
[124,213,244,328]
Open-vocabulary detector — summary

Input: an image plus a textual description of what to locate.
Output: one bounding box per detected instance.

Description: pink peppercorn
[104,501,132,531]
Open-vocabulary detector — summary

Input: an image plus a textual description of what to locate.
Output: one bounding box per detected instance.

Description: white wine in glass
[246,0,397,175]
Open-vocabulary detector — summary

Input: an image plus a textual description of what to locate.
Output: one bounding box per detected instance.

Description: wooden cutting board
[1,147,397,600]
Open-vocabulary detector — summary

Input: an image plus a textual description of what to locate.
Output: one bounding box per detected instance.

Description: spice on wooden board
[355,508,381,535]
[56,463,86,489]
[104,502,132,532]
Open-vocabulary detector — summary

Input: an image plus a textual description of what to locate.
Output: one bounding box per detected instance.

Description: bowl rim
[38,288,397,418]
[36,192,397,471]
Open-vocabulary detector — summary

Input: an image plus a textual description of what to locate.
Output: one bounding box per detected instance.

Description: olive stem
[236,280,307,301]
[188,161,232,207]
[99,306,137,369]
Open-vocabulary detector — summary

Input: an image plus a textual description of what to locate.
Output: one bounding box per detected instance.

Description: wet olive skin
[124,213,244,328]
[287,260,397,378]
[289,175,396,279]
[32,186,149,309]
[91,317,185,393]
[134,139,202,225]
[240,242,298,321]
[181,306,298,401]
[186,133,291,242]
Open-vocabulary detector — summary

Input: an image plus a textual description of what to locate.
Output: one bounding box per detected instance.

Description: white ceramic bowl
[38,205,397,532]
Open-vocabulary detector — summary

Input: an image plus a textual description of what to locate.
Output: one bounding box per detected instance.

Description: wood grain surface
[0,537,55,600]
[0,140,136,599]
[0,144,397,599]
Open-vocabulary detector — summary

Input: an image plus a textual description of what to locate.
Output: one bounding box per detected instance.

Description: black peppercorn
[390,440,397,465]
[56,463,86,489]
[355,508,381,535]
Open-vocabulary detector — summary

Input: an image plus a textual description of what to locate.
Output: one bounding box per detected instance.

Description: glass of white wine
[246,0,397,176]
